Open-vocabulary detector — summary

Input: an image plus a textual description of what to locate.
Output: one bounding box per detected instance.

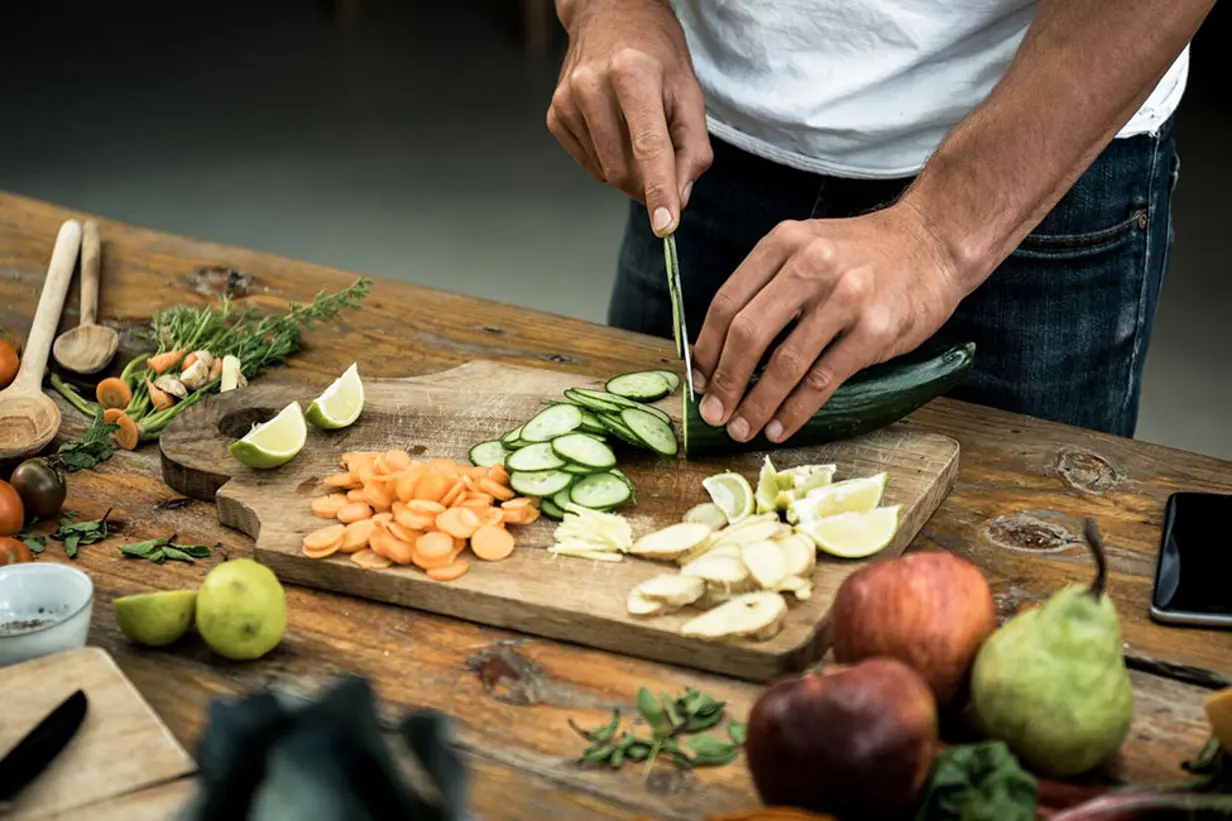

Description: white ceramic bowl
[0,563,94,667]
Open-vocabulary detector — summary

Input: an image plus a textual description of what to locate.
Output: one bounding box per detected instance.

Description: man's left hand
[690,204,967,444]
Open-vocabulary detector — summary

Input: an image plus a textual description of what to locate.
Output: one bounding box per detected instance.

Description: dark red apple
[830,551,996,705]
[745,658,938,819]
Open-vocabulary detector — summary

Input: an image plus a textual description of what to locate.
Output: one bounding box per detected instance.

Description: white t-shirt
[671,0,1190,179]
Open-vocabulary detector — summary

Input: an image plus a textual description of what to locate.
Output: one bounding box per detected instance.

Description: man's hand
[547,0,712,236]
[690,204,966,444]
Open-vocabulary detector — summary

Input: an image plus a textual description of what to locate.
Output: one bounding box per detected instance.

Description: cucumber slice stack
[468,369,683,519]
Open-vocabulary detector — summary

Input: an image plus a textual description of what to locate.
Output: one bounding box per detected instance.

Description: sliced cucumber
[540,498,567,521]
[651,370,681,394]
[597,413,644,447]
[506,441,566,472]
[552,487,574,510]
[570,472,632,509]
[610,468,634,489]
[621,407,678,456]
[509,469,574,497]
[578,409,608,435]
[576,388,673,426]
[551,432,617,469]
[605,370,672,402]
[521,403,583,443]
[561,462,598,475]
[563,388,626,414]
[469,440,510,468]
[504,438,529,450]
[500,425,524,447]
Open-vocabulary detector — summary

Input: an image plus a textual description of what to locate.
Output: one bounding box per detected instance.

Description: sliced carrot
[341,451,379,470]
[467,465,489,480]
[460,473,478,492]
[112,413,140,450]
[427,558,469,582]
[502,505,541,526]
[478,478,515,501]
[341,520,376,553]
[384,450,412,472]
[146,349,186,374]
[463,491,494,505]
[416,531,454,560]
[396,510,436,531]
[390,500,408,518]
[337,503,373,524]
[372,512,393,527]
[435,507,481,539]
[351,548,392,569]
[487,464,510,485]
[427,458,460,477]
[383,534,416,566]
[208,356,223,382]
[365,483,394,512]
[346,488,368,504]
[96,378,133,410]
[387,522,421,544]
[479,508,505,527]
[502,497,534,510]
[324,472,358,489]
[102,407,126,425]
[141,377,174,412]
[181,352,199,372]
[414,470,450,503]
[471,525,516,561]
[394,468,424,503]
[304,524,346,552]
[441,480,467,508]
[311,494,348,518]
[368,530,392,559]
[407,500,447,516]
[519,507,541,525]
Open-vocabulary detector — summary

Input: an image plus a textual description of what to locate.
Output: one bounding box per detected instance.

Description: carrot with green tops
[96,378,133,410]
[146,349,186,374]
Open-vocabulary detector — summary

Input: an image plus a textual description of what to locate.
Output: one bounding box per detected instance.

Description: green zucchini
[682,342,975,457]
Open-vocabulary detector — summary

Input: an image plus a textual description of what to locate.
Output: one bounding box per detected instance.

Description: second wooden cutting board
[159,360,958,681]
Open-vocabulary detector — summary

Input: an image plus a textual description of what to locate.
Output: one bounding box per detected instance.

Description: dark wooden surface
[2,190,1230,820]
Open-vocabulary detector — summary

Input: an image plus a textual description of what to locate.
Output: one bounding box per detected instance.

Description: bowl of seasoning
[0,563,94,667]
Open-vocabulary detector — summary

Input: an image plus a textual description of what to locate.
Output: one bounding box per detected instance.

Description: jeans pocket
[1014,208,1148,261]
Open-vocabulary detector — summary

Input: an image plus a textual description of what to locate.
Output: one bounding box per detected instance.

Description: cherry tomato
[0,339,18,390]
[0,537,32,565]
[0,481,24,537]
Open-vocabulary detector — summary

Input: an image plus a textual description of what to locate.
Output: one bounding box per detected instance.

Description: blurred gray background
[1,0,1228,459]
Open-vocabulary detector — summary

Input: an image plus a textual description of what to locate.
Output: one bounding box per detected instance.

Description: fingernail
[692,370,706,391]
[728,417,749,442]
[700,394,724,425]
[652,207,674,234]
[766,420,784,442]
[681,182,693,208]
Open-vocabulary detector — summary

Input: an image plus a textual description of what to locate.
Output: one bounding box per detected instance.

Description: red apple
[830,551,996,705]
[745,658,938,819]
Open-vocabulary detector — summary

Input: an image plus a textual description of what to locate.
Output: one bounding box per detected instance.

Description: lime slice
[230,401,307,469]
[702,471,754,523]
[786,471,887,525]
[755,456,780,514]
[776,464,837,496]
[305,363,364,429]
[801,505,901,558]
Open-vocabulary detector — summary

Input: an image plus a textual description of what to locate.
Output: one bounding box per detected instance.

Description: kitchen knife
[0,689,88,808]
[663,233,696,400]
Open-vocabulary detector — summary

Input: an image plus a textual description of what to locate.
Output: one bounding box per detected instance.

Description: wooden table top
[1,190,1229,820]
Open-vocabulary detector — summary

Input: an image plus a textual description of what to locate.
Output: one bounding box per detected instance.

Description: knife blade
[0,689,88,807]
[663,233,696,400]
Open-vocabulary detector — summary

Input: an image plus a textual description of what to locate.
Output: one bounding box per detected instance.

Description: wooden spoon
[0,219,84,460]
[52,220,117,374]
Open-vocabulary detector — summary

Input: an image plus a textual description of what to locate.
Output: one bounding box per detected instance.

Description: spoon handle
[80,221,101,327]
[13,220,82,393]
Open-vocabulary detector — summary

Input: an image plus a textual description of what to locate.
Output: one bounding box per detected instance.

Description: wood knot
[645,768,696,797]
[539,353,577,365]
[985,512,1078,553]
[481,326,505,335]
[468,645,544,706]
[189,266,254,299]
[1056,449,1121,495]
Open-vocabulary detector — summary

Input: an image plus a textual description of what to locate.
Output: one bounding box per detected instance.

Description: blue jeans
[608,120,1180,438]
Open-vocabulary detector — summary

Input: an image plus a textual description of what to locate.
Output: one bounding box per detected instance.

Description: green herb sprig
[570,687,745,775]
[54,408,119,472]
[120,535,211,564]
[50,509,112,559]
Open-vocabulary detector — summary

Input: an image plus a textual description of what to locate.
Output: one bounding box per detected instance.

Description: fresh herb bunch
[120,535,211,564]
[35,509,113,559]
[570,687,745,775]
[50,277,371,464]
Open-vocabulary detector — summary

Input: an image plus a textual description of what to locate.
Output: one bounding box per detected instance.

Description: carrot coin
[479,508,505,527]
[351,548,392,569]
[487,464,510,485]
[427,558,469,582]
[346,488,367,503]
[459,473,478,492]
[396,509,435,531]
[435,507,481,539]
[311,494,348,518]
[502,497,534,509]
[324,472,358,489]
[337,503,373,524]
[416,531,454,560]
[341,520,376,553]
[384,450,412,472]
[383,535,415,566]
[365,483,394,512]
[407,500,447,516]
[427,458,460,477]
[440,480,466,508]
[413,470,450,502]
[387,521,421,544]
[303,524,346,552]
[477,478,515,501]
[369,530,393,559]
[372,512,393,527]
[471,525,515,561]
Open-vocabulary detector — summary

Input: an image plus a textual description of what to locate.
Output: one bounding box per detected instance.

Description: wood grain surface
[2,191,1231,820]
[158,360,958,681]
[0,647,194,820]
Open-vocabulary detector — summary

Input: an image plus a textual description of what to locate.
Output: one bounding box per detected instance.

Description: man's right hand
[548,0,713,237]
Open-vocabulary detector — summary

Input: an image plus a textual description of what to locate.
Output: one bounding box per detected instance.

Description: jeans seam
[1125,137,1164,430]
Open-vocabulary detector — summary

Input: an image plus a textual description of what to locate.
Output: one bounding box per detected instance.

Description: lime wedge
[755,456,781,514]
[702,471,754,523]
[305,363,364,429]
[786,471,887,525]
[776,463,837,496]
[230,401,307,469]
[801,505,901,558]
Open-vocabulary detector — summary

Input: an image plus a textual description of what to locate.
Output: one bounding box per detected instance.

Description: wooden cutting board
[0,647,195,819]
[159,360,959,681]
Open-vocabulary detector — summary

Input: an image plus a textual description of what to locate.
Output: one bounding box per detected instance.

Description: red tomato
[0,537,32,565]
[0,481,24,537]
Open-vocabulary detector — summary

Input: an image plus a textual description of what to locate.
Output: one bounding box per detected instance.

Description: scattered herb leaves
[119,534,211,564]
[55,411,119,472]
[22,535,46,555]
[49,509,112,559]
[571,686,744,776]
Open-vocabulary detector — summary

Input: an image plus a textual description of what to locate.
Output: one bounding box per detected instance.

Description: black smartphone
[1150,492,1232,627]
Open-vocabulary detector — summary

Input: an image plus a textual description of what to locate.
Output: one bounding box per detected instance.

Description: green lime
[305,362,364,430]
[786,471,886,525]
[702,471,754,523]
[229,401,307,469]
[799,505,901,558]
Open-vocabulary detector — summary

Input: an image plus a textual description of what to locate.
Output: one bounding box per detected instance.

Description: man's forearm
[900,0,1213,294]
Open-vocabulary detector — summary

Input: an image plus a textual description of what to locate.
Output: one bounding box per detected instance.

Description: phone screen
[1153,492,1232,616]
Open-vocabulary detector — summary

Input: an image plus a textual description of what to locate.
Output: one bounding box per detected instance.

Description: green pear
[970,518,1133,777]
